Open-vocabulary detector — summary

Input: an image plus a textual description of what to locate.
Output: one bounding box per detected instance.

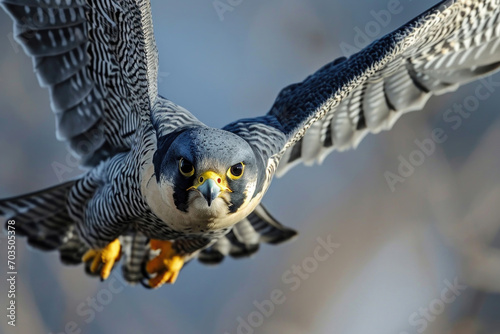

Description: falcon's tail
[0,180,88,264]
[198,204,298,265]
[120,232,149,284]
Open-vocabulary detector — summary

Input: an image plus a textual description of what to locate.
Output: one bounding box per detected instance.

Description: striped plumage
[274,0,500,175]
[0,0,499,287]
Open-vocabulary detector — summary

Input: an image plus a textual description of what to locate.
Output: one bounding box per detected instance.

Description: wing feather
[1,0,160,166]
[264,0,500,176]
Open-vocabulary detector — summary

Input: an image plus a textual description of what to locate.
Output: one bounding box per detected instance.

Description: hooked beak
[198,179,219,206]
[187,171,232,206]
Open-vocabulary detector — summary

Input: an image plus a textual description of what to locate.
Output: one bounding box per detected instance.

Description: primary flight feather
[0,0,499,288]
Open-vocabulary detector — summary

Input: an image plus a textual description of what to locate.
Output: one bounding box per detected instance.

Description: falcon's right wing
[1,0,161,166]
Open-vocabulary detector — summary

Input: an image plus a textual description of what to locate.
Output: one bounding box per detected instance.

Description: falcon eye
[178,158,195,177]
[228,162,245,180]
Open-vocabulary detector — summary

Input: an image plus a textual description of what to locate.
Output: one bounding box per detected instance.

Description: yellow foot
[146,240,185,288]
[82,239,121,280]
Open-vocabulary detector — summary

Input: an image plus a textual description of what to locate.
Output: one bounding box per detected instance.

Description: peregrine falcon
[1,0,499,288]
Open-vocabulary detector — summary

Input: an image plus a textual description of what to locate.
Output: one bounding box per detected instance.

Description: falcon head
[147,127,263,231]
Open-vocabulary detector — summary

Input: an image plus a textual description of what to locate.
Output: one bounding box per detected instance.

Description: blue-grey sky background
[1,1,500,333]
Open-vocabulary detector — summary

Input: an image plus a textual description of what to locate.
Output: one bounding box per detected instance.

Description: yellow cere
[187,170,232,192]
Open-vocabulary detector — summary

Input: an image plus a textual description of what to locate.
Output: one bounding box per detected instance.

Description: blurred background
[1,0,500,333]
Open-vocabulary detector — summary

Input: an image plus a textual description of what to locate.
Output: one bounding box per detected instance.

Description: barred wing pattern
[0,180,90,264]
[271,0,500,176]
[1,0,159,166]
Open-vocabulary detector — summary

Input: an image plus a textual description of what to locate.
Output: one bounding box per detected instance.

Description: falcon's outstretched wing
[247,0,500,176]
[1,0,159,166]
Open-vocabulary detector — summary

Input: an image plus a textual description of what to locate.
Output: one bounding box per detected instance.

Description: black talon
[140,278,153,289]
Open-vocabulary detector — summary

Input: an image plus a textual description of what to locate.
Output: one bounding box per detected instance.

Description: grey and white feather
[0,0,499,286]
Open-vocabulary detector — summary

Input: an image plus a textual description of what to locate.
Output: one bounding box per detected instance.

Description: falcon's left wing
[229,0,500,177]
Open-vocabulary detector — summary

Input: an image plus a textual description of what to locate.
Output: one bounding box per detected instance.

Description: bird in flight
[0,0,499,288]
